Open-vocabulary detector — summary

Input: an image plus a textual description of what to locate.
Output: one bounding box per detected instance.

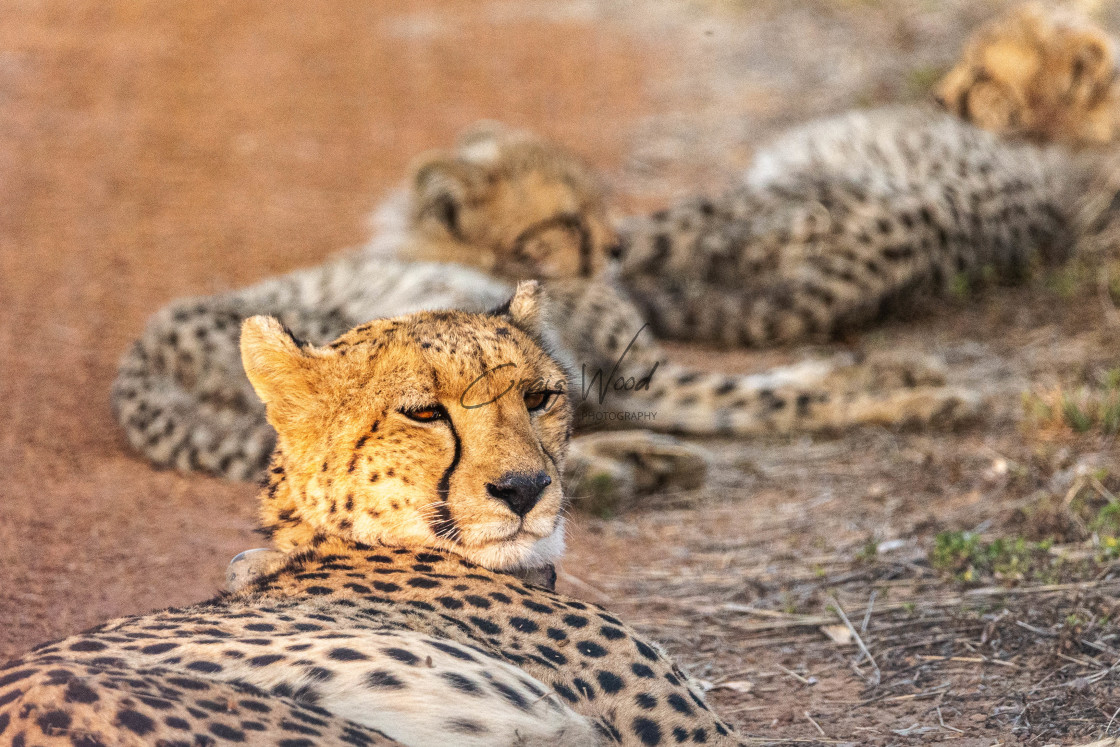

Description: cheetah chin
[432,514,567,573]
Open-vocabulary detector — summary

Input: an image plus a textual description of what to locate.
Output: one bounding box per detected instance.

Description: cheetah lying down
[4,283,740,746]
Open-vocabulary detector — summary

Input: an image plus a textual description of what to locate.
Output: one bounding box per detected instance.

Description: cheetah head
[241,281,574,572]
[935,2,1120,145]
[408,122,621,280]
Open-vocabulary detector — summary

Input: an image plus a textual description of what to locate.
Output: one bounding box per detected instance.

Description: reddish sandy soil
[2,1,1120,744]
[0,0,658,649]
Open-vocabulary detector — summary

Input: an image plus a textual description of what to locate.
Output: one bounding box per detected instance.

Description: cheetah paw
[565,430,711,513]
[843,385,985,430]
[839,349,948,391]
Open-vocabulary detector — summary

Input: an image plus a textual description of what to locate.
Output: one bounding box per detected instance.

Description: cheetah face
[242,282,575,571]
[935,2,1119,145]
[410,122,620,280]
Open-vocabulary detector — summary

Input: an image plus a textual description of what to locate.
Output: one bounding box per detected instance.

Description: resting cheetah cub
[933,3,1120,252]
[617,3,1120,347]
[616,106,1080,346]
[6,284,740,746]
[112,124,971,484]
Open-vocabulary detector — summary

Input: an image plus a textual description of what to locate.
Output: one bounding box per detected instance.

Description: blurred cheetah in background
[119,3,1119,487]
[113,125,972,485]
[618,3,1120,347]
[936,2,1120,145]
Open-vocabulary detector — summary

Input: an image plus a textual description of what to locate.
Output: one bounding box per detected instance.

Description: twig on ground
[936,706,964,734]
[1090,474,1118,504]
[1081,639,1120,658]
[1105,704,1120,735]
[878,684,953,704]
[777,664,813,685]
[860,589,876,635]
[1015,620,1056,637]
[804,711,827,738]
[916,655,1018,668]
[831,594,881,686]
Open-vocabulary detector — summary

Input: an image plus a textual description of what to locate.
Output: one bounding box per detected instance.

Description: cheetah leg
[812,385,983,430]
[831,349,947,389]
[604,351,982,436]
[807,350,982,430]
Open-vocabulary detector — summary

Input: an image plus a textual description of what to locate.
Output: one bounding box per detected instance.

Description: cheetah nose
[486,471,552,517]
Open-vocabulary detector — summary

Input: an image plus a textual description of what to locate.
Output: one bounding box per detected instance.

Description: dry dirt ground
[2,0,1120,744]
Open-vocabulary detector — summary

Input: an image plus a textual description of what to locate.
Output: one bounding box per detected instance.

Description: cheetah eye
[524,390,559,413]
[402,405,448,423]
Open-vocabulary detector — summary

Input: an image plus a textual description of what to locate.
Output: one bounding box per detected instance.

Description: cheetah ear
[455,120,520,159]
[411,153,485,240]
[492,280,547,337]
[240,316,322,431]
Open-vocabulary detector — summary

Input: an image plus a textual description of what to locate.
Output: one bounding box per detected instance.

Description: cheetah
[112,123,973,485]
[933,2,1120,258]
[615,4,1120,348]
[5,284,741,746]
[935,2,1120,146]
[615,107,1082,346]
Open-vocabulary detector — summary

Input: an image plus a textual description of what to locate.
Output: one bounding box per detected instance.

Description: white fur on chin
[441,518,566,572]
[344,513,566,573]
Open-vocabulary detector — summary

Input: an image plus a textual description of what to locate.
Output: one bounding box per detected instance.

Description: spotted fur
[6,292,740,746]
[0,660,402,746]
[616,106,1080,347]
[617,3,1120,348]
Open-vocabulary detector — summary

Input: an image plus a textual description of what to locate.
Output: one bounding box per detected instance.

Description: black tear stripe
[429,414,462,541]
[540,441,559,474]
[540,441,564,521]
[957,84,972,122]
[577,217,593,277]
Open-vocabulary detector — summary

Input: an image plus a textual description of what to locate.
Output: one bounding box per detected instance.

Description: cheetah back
[617,108,1077,346]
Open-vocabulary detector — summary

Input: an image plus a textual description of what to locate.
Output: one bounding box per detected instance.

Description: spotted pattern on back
[0,662,401,746]
[616,107,1078,347]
